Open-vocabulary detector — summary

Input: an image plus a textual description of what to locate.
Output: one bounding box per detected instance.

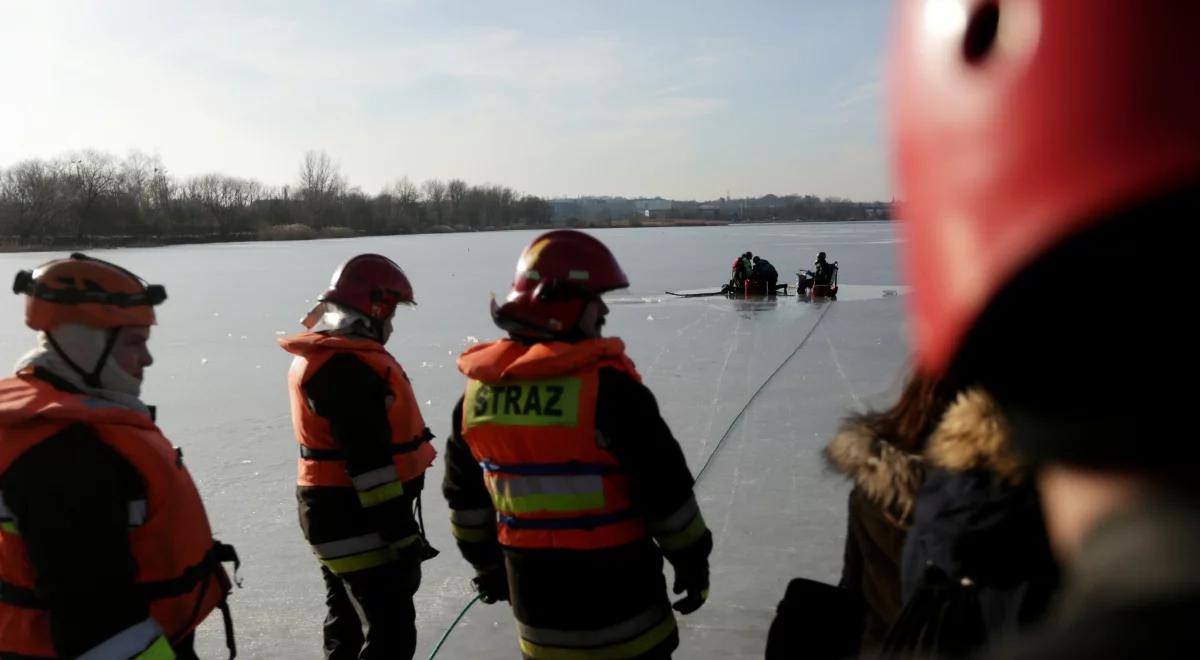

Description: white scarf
[14,323,151,417]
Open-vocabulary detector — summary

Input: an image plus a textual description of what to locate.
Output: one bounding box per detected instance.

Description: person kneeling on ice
[279,255,437,660]
[444,230,713,659]
[0,254,237,659]
[752,256,780,292]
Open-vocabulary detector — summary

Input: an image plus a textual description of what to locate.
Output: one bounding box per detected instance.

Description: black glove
[671,562,709,615]
[472,567,510,604]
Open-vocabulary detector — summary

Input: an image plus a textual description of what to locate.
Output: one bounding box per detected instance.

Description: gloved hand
[472,566,510,604]
[671,562,709,615]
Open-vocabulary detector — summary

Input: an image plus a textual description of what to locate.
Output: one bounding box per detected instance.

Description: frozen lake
[0,222,910,658]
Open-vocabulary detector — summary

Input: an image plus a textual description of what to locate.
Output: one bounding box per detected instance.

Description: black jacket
[754,260,779,281]
[883,390,1056,657]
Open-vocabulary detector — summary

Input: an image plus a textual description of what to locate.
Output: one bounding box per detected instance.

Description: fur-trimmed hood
[824,420,925,527]
[824,387,1024,526]
[925,388,1025,484]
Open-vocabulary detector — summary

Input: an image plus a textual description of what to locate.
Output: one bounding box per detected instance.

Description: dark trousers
[321,560,421,660]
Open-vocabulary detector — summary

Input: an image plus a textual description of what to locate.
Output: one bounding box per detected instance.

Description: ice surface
[0,222,909,658]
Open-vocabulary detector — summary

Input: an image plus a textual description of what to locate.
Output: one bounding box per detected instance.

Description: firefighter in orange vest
[280,254,437,660]
[0,254,236,659]
[443,230,713,659]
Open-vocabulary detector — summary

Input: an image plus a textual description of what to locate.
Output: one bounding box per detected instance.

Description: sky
[0,0,892,201]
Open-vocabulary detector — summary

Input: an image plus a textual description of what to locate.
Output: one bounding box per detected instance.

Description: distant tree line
[551,194,890,224]
[0,149,555,246]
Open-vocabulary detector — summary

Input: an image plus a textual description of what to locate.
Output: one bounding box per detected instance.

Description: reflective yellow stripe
[352,465,400,491]
[488,474,606,515]
[320,547,395,575]
[357,480,405,508]
[0,521,18,535]
[319,535,419,575]
[465,377,582,428]
[390,534,421,551]
[647,497,700,536]
[518,614,677,659]
[451,522,497,543]
[450,507,495,526]
[134,635,175,660]
[654,513,707,551]
[79,619,168,660]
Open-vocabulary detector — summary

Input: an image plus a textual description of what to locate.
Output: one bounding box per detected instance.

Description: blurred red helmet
[319,254,414,321]
[890,0,1200,374]
[492,230,629,336]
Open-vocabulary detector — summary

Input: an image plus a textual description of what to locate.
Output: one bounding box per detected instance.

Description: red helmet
[492,230,629,336]
[319,254,414,321]
[890,0,1200,374]
[13,253,165,330]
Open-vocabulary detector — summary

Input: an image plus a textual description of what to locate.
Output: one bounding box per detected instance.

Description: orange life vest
[0,374,232,658]
[280,333,436,488]
[457,338,648,550]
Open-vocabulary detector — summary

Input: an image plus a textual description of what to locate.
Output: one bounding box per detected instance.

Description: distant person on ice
[752,256,780,292]
[731,251,753,288]
[0,254,236,658]
[279,254,437,660]
[813,252,837,286]
[444,229,713,659]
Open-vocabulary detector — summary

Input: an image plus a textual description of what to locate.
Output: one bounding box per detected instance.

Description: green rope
[426,594,482,659]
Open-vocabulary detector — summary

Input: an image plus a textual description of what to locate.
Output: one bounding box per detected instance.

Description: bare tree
[446,178,468,224]
[186,174,265,236]
[0,161,67,240]
[66,150,117,239]
[297,151,346,227]
[422,179,447,225]
[118,150,163,217]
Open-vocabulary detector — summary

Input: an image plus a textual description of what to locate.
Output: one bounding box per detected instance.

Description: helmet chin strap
[45,328,121,388]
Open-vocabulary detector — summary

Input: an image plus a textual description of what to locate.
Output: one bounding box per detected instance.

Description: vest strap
[299,428,433,460]
[498,508,637,531]
[0,542,239,609]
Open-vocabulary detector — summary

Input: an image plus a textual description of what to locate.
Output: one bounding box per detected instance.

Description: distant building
[634,198,673,213]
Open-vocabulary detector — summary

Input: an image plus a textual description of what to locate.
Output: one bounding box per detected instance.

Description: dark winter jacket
[754,260,779,282]
[885,389,1057,657]
[814,260,837,286]
[825,416,925,649]
[977,494,1200,660]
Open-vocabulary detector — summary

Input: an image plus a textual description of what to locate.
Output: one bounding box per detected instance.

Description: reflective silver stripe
[352,465,399,492]
[128,499,148,527]
[77,617,163,660]
[517,603,671,648]
[494,475,603,498]
[647,497,700,535]
[313,533,389,559]
[450,507,496,526]
[0,493,11,520]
